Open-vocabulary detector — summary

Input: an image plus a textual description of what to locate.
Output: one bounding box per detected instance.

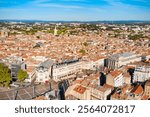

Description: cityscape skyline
[0,0,150,101]
[0,0,150,21]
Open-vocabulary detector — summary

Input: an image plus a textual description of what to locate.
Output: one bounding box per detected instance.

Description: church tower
[54,25,58,36]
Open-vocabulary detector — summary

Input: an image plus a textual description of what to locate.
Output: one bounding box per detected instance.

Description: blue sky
[0,0,150,21]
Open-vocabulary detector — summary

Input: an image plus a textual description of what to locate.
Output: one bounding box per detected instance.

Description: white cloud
[37,3,83,9]
[31,0,83,9]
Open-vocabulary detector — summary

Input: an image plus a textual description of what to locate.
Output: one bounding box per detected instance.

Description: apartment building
[35,58,83,82]
[65,84,90,100]
[111,84,148,100]
[82,57,105,70]
[123,73,131,84]
[133,66,150,83]
[106,70,125,87]
[145,80,150,99]
[89,85,111,100]
[65,75,112,100]
[65,83,111,100]
[52,58,82,81]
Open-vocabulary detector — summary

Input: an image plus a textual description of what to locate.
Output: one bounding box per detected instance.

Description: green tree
[128,34,143,40]
[36,36,40,39]
[83,42,88,47]
[0,63,12,87]
[79,49,86,54]
[17,69,28,82]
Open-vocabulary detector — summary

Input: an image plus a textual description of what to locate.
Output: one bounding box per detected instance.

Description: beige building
[106,70,125,87]
[65,84,91,100]
[123,73,131,84]
[0,28,9,38]
[145,80,150,99]
[111,84,148,100]
[65,75,111,100]
[89,85,111,100]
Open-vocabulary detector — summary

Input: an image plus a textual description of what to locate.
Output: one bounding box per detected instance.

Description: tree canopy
[128,34,143,40]
[17,69,28,82]
[0,63,12,87]
[79,49,86,54]
[83,42,88,47]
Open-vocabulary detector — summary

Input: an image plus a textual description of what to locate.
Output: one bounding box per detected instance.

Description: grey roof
[110,52,135,60]
[39,59,54,69]
[53,58,81,68]
[120,52,135,57]
[0,84,51,100]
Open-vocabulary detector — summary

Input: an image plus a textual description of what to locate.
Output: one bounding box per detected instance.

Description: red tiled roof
[74,85,86,94]
[103,84,114,90]
[123,73,131,78]
[110,70,122,78]
[131,85,143,95]
[142,94,148,100]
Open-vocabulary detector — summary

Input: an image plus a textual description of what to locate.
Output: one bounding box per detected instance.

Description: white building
[82,58,104,70]
[36,60,53,83]
[133,66,150,83]
[52,58,82,81]
[25,69,36,83]
[107,52,141,69]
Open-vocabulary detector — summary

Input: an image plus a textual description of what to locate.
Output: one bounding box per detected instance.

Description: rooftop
[110,52,136,60]
[39,59,54,69]
[145,80,150,86]
[131,85,144,95]
[73,85,87,94]
[110,70,122,78]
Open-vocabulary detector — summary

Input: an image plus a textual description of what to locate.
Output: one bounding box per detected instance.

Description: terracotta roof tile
[74,85,86,94]
[141,94,148,100]
[131,85,143,95]
[110,70,122,78]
